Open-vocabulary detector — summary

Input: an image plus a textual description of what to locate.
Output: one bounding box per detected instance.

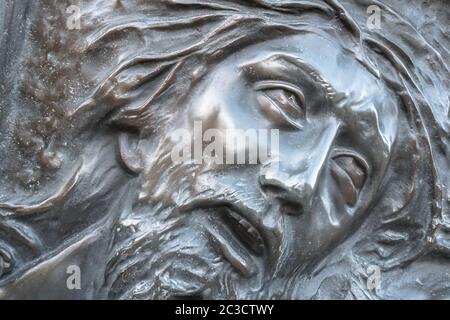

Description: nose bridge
[260,123,339,206]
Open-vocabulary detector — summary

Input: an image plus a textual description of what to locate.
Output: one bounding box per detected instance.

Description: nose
[259,123,339,214]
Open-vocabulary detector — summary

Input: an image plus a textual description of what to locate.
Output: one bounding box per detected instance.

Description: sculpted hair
[0,0,448,296]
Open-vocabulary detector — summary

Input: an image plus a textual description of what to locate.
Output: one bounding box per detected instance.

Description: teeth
[239,218,252,230]
[223,208,265,256]
[229,210,241,221]
[248,226,259,239]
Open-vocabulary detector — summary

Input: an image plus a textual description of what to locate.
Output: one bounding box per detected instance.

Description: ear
[118,132,145,174]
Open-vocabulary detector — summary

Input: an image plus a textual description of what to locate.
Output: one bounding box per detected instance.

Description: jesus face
[1,31,400,300]
[147,32,399,297]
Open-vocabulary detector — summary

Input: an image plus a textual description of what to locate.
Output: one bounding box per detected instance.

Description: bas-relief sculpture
[0,0,448,300]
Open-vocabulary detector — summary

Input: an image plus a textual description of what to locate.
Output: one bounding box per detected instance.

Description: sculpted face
[141,33,398,296]
[1,0,447,300]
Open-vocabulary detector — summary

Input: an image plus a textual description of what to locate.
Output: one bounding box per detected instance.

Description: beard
[102,202,274,299]
[102,137,292,299]
[100,135,264,299]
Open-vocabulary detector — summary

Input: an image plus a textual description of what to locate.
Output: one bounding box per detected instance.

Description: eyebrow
[240,53,341,103]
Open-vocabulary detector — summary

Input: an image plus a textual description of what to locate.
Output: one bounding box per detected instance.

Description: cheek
[340,107,396,164]
[284,210,343,260]
[189,84,274,131]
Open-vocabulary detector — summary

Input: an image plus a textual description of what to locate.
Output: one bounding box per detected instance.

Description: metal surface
[0,0,449,299]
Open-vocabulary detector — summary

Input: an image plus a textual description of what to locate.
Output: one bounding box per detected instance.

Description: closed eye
[254,81,306,130]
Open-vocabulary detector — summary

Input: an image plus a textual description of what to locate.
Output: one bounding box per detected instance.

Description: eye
[254,81,306,129]
[330,151,368,207]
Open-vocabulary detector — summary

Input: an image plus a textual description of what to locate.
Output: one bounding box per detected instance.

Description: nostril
[261,185,304,216]
[261,185,287,198]
[280,201,303,216]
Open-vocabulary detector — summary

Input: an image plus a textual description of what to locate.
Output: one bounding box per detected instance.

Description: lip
[182,199,267,277]
[210,204,268,277]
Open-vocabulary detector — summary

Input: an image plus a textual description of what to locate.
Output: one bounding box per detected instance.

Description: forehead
[211,32,382,99]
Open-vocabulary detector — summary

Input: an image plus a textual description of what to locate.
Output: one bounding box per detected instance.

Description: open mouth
[201,204,266,277]
[220,206,265,256]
